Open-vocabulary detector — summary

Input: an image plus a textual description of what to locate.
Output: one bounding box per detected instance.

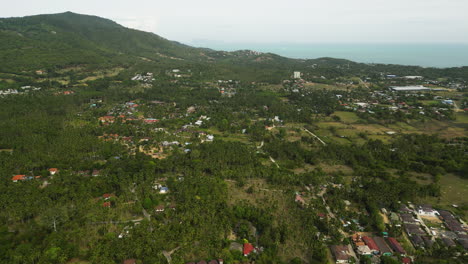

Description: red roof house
[295,194,305,205]
[102,202,111,208]
[243,243,255,256]
[103,193,114,200]
[402,257,411,264]
[362,236,379,252]
[387,237,406,255]
[48,168,59,175]
[12,175,27,182]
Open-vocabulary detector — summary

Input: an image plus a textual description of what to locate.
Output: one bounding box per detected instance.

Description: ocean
[194,43,468,68]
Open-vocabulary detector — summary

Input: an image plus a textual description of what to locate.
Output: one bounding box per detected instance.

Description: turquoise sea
[195,43,468,68]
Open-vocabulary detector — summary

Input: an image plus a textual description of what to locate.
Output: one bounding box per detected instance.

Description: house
[352,234,365,247]
[400,214,417,224]
[99,116,115,124]
[444,219,464,233]
[11,175,27,182]
[404,224,425,235]
[399,205,413,213]
[197,261,207,264]
[403,76,423,80]
[155,204,165,212]
[373,237,392,256]
[362,236,379,253]
[438,210,455,221]
[458,239,468,250]
[159,187,169,194]
[387,237,406,255]
[401,257,411,264]
[92,169,101,177]
[102,202,111,208]
[390,85,430,92]
[11,175,28,182]
[422,236,435,248]
[243,243,255,256]
[409,235,424,248]
[144,118,159,124]
[357,245,373,256]
[206,135,214,142]
[442,100,454,105]
[330,245,351,263]
[441,237,456,247]
[103,193,114,200]
[416,204,438,216]
[48,168,59,175]
[317,212,327,220]
[122,259,137,264]
[295,194,306,206]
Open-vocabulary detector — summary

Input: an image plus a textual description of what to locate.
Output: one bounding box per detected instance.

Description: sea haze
[192,42,468,68]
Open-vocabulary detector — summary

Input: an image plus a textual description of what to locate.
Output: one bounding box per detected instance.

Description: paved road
[302,128,326,146]
[359,78,369,89]
[269,156,280,168]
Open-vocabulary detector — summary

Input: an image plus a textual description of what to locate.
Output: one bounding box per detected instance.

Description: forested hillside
[1,12,468,82]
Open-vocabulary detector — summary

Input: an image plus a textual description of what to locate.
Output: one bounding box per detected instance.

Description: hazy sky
[2,0,468,45]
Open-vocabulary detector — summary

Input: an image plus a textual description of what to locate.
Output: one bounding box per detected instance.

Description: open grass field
[454,112,468,124]
[304,82,349,91]
[413,120,466,138]
[333,111,362,123]
[204,127,251,144]
[419,173,468,219]
[79,67,124,82]
[420,100,439,106]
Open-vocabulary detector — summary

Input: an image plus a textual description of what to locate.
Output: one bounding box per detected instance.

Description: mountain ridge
[0,12,467,82]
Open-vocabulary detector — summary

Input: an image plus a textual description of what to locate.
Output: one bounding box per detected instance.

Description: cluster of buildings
[11,168,59,182]
[167,69,192,78]
[98,101,160,125]
[333,234,411,263]
[391,204,467,250]
[331,203,467,263]
[0,86,42,96]
[131,72,155,82]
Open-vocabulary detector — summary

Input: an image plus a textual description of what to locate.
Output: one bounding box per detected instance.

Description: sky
[1,0,468,45]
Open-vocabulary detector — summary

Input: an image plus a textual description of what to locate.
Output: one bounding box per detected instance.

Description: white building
[390,85,431,92]
[357,245,373,256]
[293,71,301,79]
[404,76,424,80]
[417,205,438,216]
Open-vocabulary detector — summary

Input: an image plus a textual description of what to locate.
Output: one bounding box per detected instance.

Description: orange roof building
[12,175,27,182]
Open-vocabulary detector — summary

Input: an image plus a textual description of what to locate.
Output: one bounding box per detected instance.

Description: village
[5,68,467,264]
[323,201,468,263]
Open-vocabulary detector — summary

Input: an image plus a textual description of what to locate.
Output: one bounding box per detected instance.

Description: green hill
[0,12,467,82]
